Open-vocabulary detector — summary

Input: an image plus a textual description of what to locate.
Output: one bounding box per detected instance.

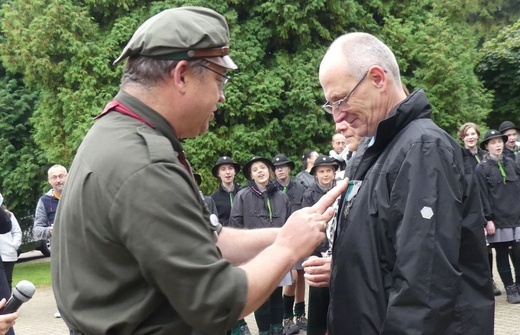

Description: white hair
[47,164,67,176]
[325,32,401,84]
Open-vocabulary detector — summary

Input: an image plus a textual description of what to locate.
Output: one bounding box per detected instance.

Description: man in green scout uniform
[51,7,346,335]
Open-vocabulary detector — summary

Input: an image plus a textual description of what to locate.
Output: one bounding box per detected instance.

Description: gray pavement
[11,255,520,335]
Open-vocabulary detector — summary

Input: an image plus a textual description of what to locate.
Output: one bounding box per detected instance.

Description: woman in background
[474,130,520,304]
[302,155,338,335]
[0,200,22,292]
[457,122,486,175]
[0,199,16,335]
[230,156,292,335]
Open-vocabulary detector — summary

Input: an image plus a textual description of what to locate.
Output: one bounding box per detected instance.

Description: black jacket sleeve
[0,210,12,234]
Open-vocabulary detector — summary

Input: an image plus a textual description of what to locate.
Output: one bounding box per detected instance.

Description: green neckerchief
[229,192,234,207]
[266,198,273,222]
[497,160,507,184]
[474,155,481,164]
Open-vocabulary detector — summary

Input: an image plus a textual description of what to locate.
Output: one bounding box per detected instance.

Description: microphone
[0,280,36,314]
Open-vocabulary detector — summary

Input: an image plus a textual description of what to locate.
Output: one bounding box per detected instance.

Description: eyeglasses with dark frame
[322,70,369,114]
[49,174,67,181]
[200,64,230,92]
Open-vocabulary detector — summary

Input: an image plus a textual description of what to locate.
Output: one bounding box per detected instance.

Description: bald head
[319,32,407,137]
[331,133,347,154]
[320,32,401,85]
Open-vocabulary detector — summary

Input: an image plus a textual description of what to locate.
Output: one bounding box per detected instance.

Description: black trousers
[307,286,329,335]
[0,258,14,335]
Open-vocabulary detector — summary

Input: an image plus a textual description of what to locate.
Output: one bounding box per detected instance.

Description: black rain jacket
[329,89,494,335]
[274,179,305,214]
[474,157,520,228]
[210,182,241,226]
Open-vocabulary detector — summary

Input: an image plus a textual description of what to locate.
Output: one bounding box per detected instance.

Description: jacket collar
[371,89,431,151]
[115,90,185,157]
[353,89,431,180]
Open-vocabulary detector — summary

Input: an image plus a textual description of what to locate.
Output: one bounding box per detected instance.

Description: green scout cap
[114,6,237,69]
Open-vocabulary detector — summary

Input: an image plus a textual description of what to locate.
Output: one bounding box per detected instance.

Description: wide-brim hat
[480,129,508,150]
[114,7,237,69]
[243,156,276,181]
[272,154,295,170]
[211,156,240,177]
[310,155,339,175]
[499,120,520,134]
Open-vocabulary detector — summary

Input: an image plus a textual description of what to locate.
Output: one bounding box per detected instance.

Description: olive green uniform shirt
[51,91,247,334]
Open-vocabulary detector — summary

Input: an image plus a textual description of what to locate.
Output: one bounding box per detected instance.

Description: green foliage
[378,0,492,136]
[0,75,45,217]
[2,0,121,162]
[476,19,520,128]
[0,0,512,198]
[464,0,520,42]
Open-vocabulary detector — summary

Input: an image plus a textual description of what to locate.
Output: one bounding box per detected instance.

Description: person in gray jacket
[230,156,292,335]
[272,154,306,333]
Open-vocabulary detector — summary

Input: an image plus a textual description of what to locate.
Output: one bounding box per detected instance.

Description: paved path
[12,284,520,335]
[11,252,520,335]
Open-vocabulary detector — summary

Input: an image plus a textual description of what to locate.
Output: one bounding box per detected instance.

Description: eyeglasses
[322,70,369,114]
[200,65,230,92]
[49,174,67,181]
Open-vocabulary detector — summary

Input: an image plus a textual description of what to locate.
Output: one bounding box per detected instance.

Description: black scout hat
[498,121,520,134]
[211,156,241,178]
[272,154,295,170]
[310,155,339,175]
[114,7,237,69]
[243,156,276,181]
[480,129,508,150]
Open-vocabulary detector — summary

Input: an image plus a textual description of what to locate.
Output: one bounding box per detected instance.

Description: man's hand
[303,256,331,287]
[274,180,348,262]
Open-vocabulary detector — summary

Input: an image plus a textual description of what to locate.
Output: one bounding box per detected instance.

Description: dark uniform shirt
[474,157,520,228]
[273,179,304,214]
[52,90,247,335]
[210,182,241,226]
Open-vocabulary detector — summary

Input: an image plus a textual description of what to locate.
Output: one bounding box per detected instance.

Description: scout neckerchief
[96,100,191,174]
[497,160,507,184]
[229,192,234,207]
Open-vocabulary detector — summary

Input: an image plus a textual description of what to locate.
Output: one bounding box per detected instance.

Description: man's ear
[171,60,190,92]
[368,66,388,93]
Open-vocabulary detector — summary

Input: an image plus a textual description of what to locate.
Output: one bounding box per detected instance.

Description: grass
[12,261,52,287]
